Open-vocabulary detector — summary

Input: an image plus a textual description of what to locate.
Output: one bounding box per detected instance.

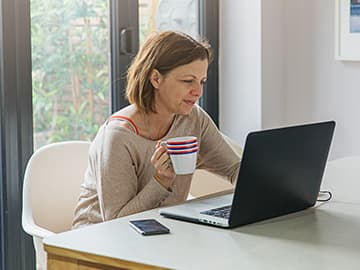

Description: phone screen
[129,219,170,235]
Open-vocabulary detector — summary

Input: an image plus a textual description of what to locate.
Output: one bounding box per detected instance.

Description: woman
[72,31,240,229]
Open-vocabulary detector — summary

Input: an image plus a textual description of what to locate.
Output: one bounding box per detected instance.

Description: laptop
[159,121,335,228]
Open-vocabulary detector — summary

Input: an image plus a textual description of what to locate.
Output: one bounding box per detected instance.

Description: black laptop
[159,121,335,228]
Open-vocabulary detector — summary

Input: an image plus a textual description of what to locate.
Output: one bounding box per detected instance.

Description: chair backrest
[190,134,242,197]
[23,141,90,234]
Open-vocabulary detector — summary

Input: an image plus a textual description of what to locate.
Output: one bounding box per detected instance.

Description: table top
[44,198,360,270]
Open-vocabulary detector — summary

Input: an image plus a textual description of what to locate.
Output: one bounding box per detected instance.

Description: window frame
[199,0,219,126]
[110,0,219,125]
[0,0,35,269]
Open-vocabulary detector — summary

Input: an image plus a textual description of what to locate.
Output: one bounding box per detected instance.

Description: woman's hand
[151,141,176,190]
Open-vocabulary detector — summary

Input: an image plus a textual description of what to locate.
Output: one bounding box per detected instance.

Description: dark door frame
[109,0,139,113]
[110,0,219,125]
[199,0,219,126]
[0,0,35,269]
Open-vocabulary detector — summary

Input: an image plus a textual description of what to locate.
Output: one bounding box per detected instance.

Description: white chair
[190,134,242,198]
[22,141,90,270]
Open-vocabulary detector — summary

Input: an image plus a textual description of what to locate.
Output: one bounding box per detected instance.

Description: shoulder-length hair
[125,31,212,113]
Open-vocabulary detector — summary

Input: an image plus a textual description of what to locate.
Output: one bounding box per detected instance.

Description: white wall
[261,0,285,129]
[220,0,360,160]
[283,0,360,159]
[219,0,262,147]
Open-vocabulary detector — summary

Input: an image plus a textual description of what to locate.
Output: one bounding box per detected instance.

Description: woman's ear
[149,69,162,89]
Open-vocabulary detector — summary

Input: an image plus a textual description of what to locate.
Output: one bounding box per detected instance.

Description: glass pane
[139,0,199,45]
[31,0,110,150]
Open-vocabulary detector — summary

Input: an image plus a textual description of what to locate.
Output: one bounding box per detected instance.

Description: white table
[44,158,360,270]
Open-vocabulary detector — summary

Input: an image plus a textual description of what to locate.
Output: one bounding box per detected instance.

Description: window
[31,0,110,149]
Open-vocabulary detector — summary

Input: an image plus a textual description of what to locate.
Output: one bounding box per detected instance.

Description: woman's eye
[182,80,193,83]
[181,79,206,85]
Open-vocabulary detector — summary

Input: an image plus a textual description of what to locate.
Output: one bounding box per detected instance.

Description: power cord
[317,190,332,202]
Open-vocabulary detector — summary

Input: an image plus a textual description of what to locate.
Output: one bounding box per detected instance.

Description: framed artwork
[335,0,360,60]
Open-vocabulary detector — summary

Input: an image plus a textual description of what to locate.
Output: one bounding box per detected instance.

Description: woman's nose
[190,83,203,97]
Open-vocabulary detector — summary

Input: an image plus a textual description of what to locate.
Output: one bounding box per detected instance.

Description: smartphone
[129,219,170,235]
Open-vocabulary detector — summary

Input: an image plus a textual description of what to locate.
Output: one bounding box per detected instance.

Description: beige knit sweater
[72,105,240,229]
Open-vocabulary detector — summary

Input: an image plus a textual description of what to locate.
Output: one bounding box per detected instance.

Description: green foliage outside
[31,0,110,149]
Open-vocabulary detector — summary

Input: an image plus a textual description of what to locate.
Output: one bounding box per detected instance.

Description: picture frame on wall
[335,0,360,60]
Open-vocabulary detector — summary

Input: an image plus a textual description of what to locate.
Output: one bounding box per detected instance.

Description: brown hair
[125,31,213,113]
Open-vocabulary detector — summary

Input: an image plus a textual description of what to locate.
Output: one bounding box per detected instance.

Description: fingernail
[160,141,167,147]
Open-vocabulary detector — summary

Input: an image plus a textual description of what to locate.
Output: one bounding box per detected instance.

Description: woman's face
[152,59,208,115]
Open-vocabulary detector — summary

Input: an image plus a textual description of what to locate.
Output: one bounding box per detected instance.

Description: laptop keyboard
[200,205,231,219]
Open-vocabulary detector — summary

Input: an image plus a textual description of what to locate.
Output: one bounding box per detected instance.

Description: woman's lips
[184,100,196,105]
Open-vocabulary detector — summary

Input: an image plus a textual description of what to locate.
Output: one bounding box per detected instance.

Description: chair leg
[33,236,47,270]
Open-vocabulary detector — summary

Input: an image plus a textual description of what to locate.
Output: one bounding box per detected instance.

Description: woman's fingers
[151,143,169,168]
[151,142,174,174]
[158,152,170,166]
[151,142,176,189]
[151,143,165,161]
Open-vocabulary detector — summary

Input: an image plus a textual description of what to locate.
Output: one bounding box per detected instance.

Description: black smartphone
[129,219,170,235]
